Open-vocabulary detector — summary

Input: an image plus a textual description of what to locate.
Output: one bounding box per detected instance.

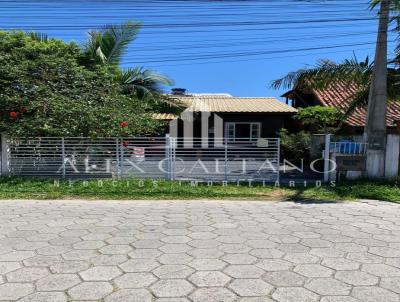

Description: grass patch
[0,177,399,202]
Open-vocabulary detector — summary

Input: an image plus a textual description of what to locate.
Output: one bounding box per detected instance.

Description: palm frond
[344,87,370,117]
[27,32,49,42]
[83,21,141,65]
[271,56,372,91]
[119,67,174,100]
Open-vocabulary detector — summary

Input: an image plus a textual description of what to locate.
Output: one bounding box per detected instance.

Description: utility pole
[365,0,390,178]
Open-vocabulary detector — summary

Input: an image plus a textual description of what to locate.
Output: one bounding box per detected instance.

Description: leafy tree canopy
[295,106,345,133]
[0,30,164,137]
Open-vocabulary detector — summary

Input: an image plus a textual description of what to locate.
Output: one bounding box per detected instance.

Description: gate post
[323,134,332,182]
[165,134,171,180]
[115,138,120,179]
[1,134,10,177]
[61,138,66,179]
[224,142,228,182]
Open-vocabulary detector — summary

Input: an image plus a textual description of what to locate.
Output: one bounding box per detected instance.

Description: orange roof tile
[311,83,400,127]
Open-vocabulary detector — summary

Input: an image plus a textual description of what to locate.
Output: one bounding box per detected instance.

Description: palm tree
[82,21,174,100]
[273,0,400,178]
[272,56,400,116]
[117,67,174,100]
[82,21,141,66]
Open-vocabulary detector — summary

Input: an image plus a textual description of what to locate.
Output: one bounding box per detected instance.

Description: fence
[330,141,368,155]
[3,136,280,182]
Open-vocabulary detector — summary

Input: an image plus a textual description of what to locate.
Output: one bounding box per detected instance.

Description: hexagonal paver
[369,246,400,258]
[301,239,332,248]
[321,257,361,270]
[129,249,162,259]
[187,248,224,259]
[73,240,105,249]
[153,264,194,279]
[119,259,160,272]
[99,244,133,254]
[151,279,194,297]
[0,283,34,300]
[161,236,191,244]
[380,277,400,294]
[90,254,128,265]
[305,278,351,295]
[158,253,194,265]
[115,272,157,288]
[352,286,399,302]
[284,253,320,264]
[272,287,319,302]
[256,259,293,271]
[229,279,273,296]
[6,267,49,282]
[189,259,227,270]
[222,254,257,264]
[0,262,21,274]
[335,271,379,286]
[246,239,277,249]
[294,264,333,277]
[190,287,237,302]
[68,281,114,300]
[18,292,67,302]
[36,274,81,291]
[6,197,400,302]
[80,266,122,281]
[189,271,231,287]
[249,249,285,259]
[50,260,90,273]
[224,265,265,278]
[361,263,400,277]
[263,271,305,286]
[105,289,153,302]
[160,244,192,253]
[320,297,359,302]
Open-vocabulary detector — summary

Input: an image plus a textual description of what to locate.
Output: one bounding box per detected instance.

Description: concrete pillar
[385,134,400,178]
[1,134,10,177]
[181,111,193,148]
[214,114,223,147]
[201,112,211,148]
[169,118,178,138]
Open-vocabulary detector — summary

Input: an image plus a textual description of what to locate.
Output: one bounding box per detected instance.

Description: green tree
[295,106,345,133]
[0,31,163,137]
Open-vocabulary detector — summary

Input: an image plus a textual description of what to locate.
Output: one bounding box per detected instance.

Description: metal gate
[5,137,280,182]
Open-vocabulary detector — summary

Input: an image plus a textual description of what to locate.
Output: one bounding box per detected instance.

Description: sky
[0,0,395,100]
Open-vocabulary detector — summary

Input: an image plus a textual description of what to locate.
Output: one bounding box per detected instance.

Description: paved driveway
[1,200,400,302]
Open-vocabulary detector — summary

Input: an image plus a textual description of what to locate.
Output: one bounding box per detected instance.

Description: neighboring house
[283,82,400,134]
[155,91,297,141]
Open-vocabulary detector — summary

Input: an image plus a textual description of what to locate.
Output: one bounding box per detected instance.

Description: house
[155,90,297,142]
[283,82,400,134]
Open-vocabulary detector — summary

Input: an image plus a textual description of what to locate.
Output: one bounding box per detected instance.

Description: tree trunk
[365,0,390,178]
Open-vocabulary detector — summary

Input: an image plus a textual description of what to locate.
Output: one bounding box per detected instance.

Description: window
[225,122,261,142]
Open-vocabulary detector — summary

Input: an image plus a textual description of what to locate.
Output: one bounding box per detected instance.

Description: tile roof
[307,83,400,127]
[170,95,297,113]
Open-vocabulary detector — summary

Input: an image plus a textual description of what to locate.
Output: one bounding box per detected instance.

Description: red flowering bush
[9,111,18,119]
[0,31,165,137]
[120,121,129,128]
